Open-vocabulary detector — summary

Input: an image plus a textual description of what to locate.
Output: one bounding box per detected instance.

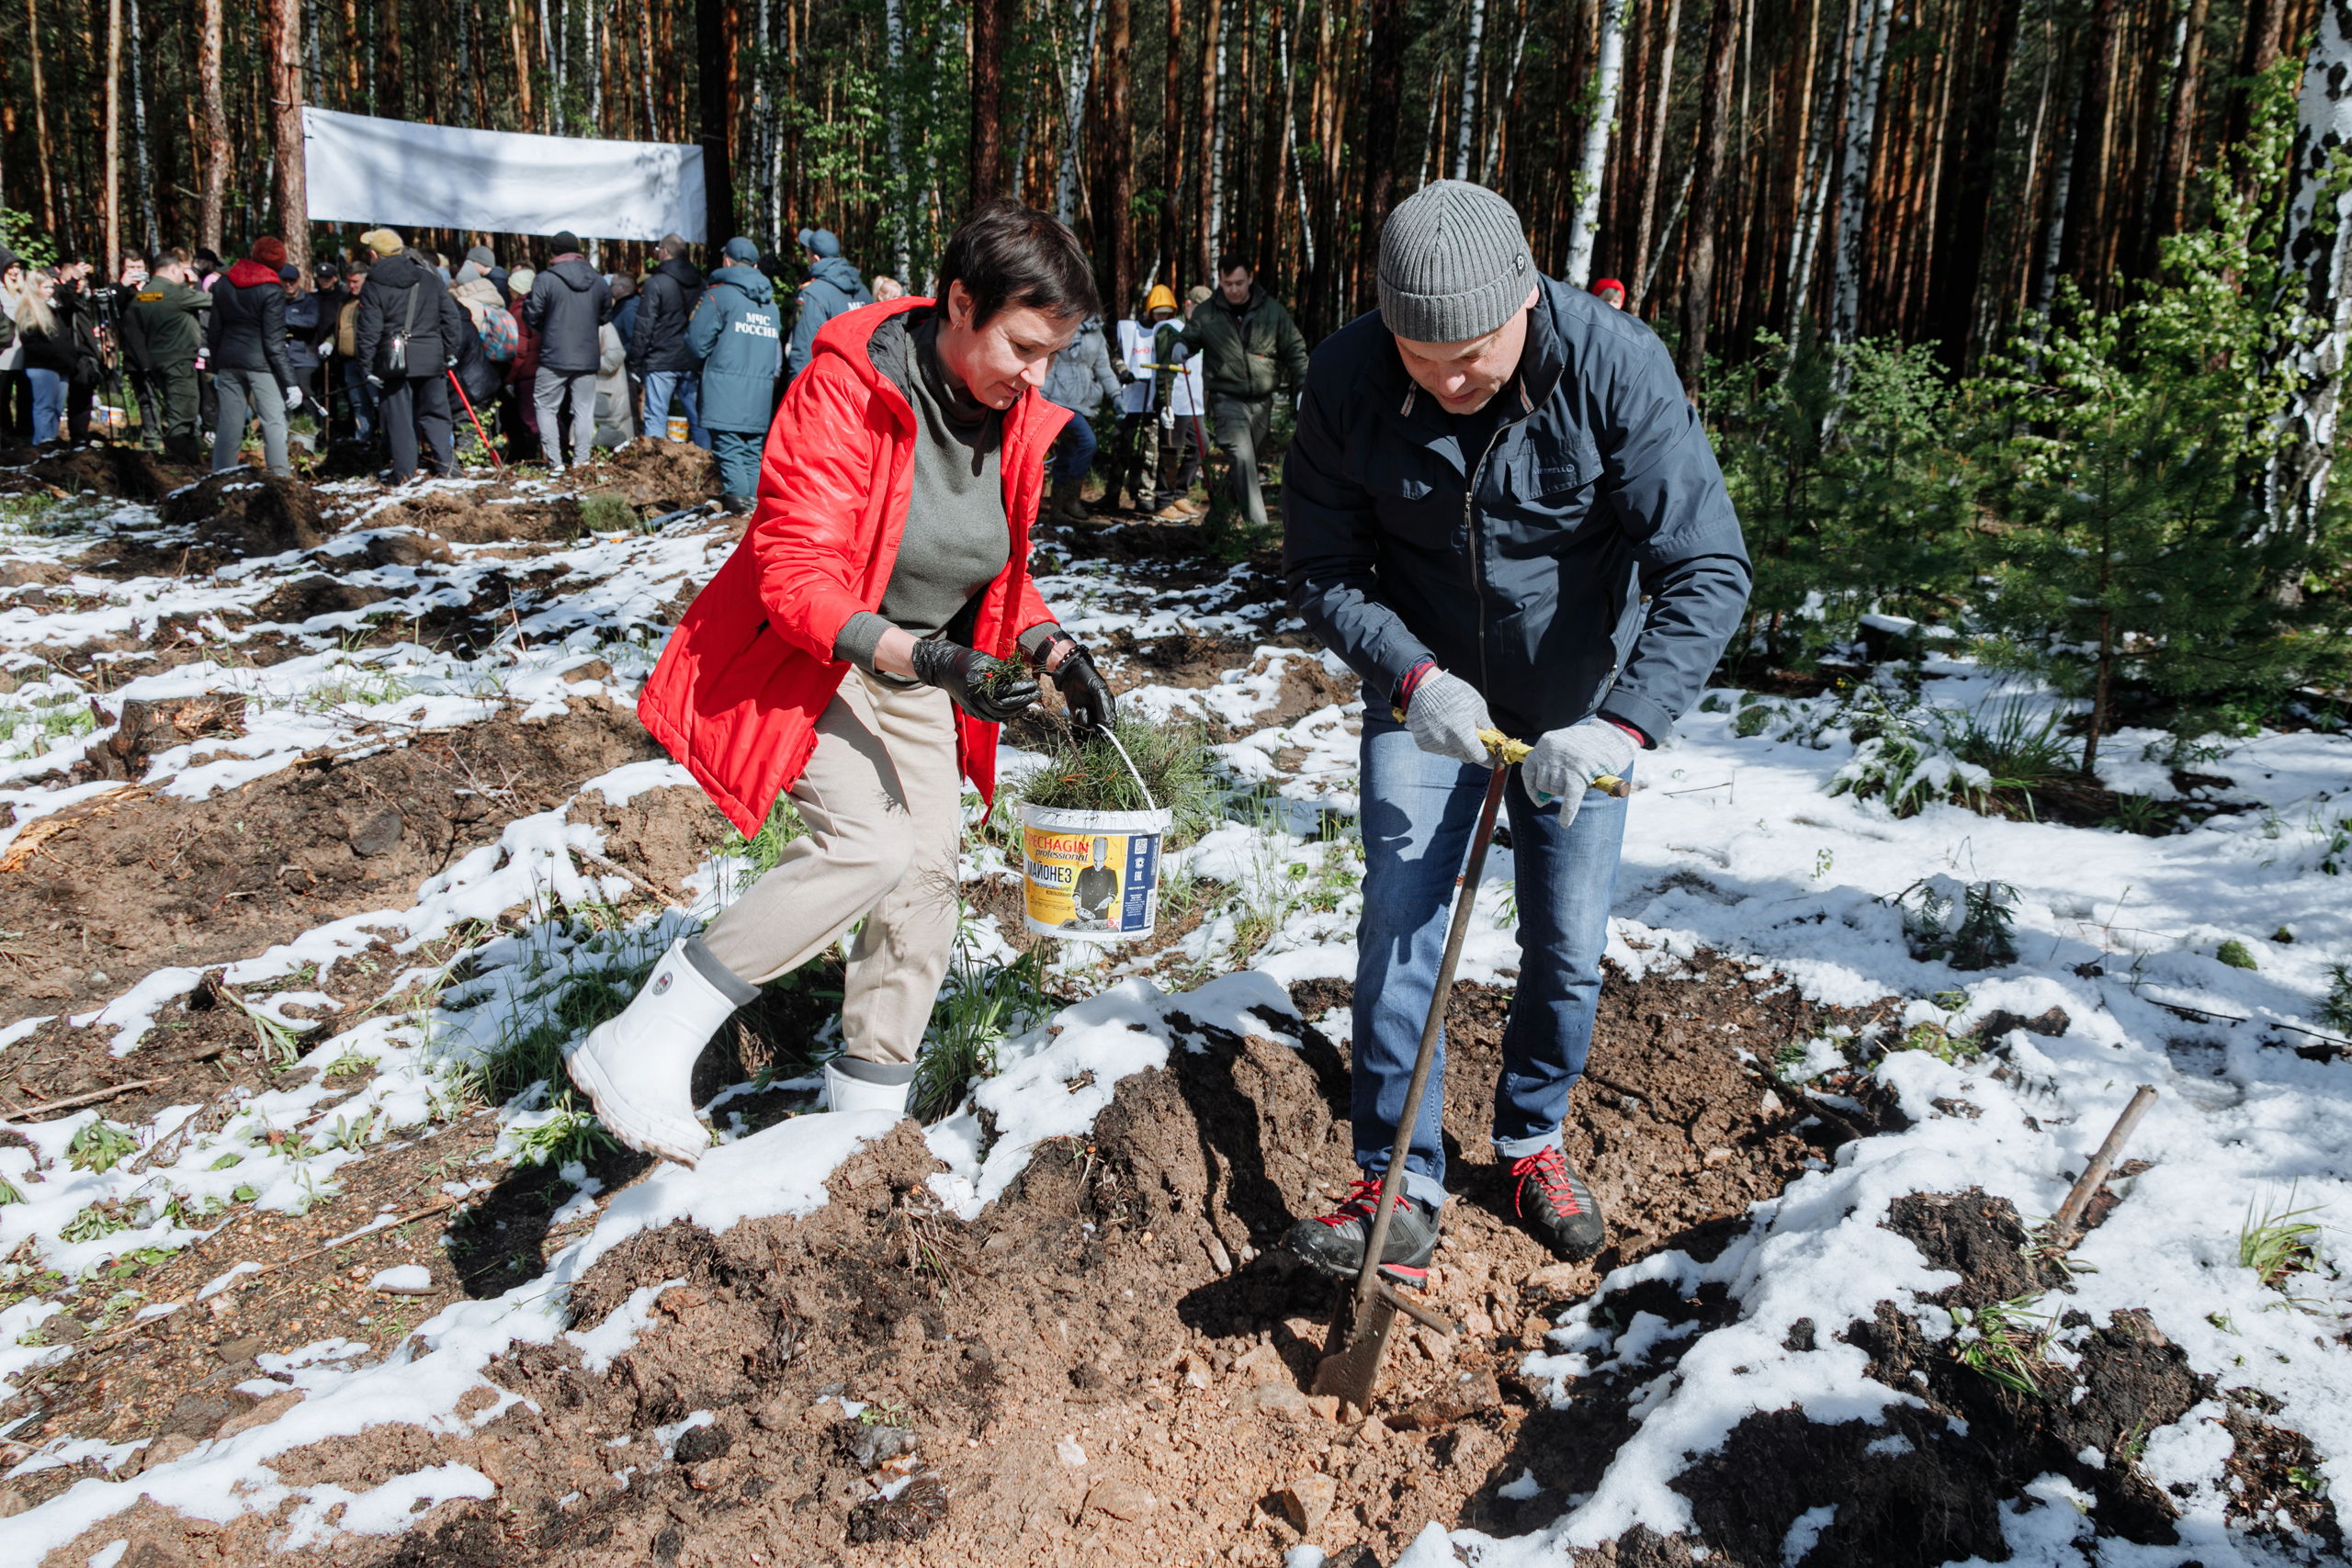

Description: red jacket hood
[225,259,281,289]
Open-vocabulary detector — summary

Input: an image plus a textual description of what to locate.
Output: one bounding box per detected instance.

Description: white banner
[301,107,707,243]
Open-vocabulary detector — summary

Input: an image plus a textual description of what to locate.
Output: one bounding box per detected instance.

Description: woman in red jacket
[566,200,1118,1162]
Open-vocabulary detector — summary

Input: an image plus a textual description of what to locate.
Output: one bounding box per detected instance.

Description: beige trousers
[700,669,963,1065]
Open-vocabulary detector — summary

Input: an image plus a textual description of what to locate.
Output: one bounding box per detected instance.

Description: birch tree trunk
[541,0,560,130]
[1629,0,1685,312]
[198,0,226,251]
[458,0,474,123]
[1195,0,1220,277]
[105,0,121,269]
[1056,0,1102,229]
[268,0,309,269]
[129,0,157,251]
[1453,0,1487,182]
[1828,0,1893,346]
[2271,6,2352,536]
[888,0,915,273]
[1206,0,1230,261]
[1786,0,1856,333]
[588,1,601,134]
[1564,0,1627,285]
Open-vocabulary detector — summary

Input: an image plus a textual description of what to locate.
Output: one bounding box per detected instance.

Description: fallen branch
[2045,1084,2158,1251]
[571,845,681,909]
[0,1077,168,1123]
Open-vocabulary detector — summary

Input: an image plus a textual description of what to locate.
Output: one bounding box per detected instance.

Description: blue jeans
[1353,716,1628,1211]
[343,360,379,441]
[640,370,709,448]
[1054,411,1097,480]
[25,368,65,445]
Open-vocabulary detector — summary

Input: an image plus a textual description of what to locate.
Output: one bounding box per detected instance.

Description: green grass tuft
[2239,1185,2324,1290]
[2216,939,2258,971]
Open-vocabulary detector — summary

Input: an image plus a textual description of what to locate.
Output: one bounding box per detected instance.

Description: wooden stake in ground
[2047,1082,2157,1249]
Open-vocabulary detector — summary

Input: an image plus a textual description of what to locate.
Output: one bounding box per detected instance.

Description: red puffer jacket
[638,297,1067,836]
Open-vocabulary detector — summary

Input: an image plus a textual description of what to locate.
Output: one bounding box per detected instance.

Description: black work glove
[1047,643,1115,732]
[910,639,1039,724]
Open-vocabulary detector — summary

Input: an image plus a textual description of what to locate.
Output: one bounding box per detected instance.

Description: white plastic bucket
[667,415,689,442]
[1020,802,1170,942]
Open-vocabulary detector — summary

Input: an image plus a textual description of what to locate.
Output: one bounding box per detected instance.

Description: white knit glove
[284,385,303,412]
[1403,670,1495,768]
[1523,717,1638,824]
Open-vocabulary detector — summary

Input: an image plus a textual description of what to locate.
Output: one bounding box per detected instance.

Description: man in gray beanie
[1280,180,1750,1280]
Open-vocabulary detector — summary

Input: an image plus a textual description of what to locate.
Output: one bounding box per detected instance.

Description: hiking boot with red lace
[1510,1145,1607,1259]
[1281,1178,1442,1283]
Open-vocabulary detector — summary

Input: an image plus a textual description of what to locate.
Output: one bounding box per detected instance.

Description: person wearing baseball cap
[1280,180,1751,1279]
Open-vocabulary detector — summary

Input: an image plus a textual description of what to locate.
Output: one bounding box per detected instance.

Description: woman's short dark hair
[939,198,1099,328]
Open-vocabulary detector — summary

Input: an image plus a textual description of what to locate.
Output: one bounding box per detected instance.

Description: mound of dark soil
[9,442,192,502]
[0,703,663,1120]
[363,487,584,545]
[158,468,324,555]
[600,437,723,506]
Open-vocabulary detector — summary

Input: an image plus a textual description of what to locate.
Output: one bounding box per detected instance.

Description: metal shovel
[1310,761,1511,1410]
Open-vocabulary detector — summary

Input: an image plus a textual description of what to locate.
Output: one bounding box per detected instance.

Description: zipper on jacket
[1464,393,1538,699]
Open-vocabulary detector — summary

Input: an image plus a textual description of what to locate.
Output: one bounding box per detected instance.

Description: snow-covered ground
[2,481,2347,1564]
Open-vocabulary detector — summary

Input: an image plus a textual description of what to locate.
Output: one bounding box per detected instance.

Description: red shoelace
[1315,1177,1395,1228]
[1511,1146,1586,1218]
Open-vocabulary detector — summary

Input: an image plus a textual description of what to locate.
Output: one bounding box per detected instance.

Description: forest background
[3,0,2351,761]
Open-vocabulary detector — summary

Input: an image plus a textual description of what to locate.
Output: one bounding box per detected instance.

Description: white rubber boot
[564,935,757,1167]
[822,1058,916,1119]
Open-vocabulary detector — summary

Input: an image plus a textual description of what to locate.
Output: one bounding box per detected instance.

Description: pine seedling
[2318,964,2352,1034]
[2216,940,2258,971]
[2239,1185,2324,1290]
[1951,1296,2054,1398]
[1948,882,2020,970]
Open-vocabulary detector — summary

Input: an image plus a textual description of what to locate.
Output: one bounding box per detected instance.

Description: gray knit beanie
[467,244,496,270]
[1378,180,1536,343]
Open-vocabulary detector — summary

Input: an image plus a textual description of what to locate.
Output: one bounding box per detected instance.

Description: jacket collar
[1384,276,1566,434]
[816,296,1057,457]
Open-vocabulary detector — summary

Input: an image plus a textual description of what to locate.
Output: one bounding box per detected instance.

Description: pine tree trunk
[1924,0,2018,362]
[129,0,157,251]
[1565,0,1627,286]
[513,0,537,130]
[1629,0,1684,312]
[385,0,405,121]
[268,0,308,268]
[198,0,225,250]
[2058,0,2120,288]
[2271,3,2352,537]
[1678,0,1738,384]
[1355,0,1405,310]
[105,0,121,269]
[1160,0,1184,281]
[2149,0,2209,243]
[698,0,737,245]
[1106,0,1132,307]
[1828,0,1892,347]
[972,0,1008,204]
[1453,0,1487,182]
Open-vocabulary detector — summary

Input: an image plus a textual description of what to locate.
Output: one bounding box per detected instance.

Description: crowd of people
[3,216,1634,526]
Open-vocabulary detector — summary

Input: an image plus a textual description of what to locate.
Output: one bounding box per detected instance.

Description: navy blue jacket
[687,265,783,434]
[786,255,873,380]
[1283,276,1750,746]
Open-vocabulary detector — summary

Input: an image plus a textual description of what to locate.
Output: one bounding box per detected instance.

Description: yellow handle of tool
[1385,711,1631,797]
